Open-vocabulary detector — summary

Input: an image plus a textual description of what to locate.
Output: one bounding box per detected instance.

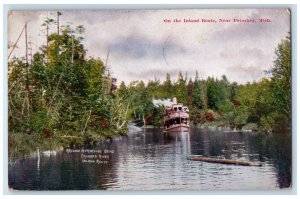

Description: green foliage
[192,78,207,109]
[268,37,291,131]
[151,105,165,127]
[175,71,188,104]
[236,79,272,127]
[234,109,248,127]
[162,73,173,97]
[217,100,248,128]
[29,110,53,133]
[235,37,291,132]
[8,22,130,159]
[206,76,229,110]
[190,108,205,125]
[218,100,235,126]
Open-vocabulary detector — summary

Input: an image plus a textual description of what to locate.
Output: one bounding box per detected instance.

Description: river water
[8,128,291,191]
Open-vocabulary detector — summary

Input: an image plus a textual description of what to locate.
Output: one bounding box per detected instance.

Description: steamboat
[163,98,190,132]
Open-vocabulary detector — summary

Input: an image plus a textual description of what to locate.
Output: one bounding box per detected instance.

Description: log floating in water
[188,156,262,167]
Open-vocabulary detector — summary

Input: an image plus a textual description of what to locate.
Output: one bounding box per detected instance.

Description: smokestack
[173,97,177,104]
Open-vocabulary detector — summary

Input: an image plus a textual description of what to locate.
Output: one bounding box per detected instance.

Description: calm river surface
[8,128,291,191]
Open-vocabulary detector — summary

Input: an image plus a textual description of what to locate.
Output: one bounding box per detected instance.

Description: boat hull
[164,124,190,133]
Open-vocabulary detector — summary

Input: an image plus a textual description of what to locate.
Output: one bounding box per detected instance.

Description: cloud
[8,9,290,85]
[209,9,290,48]
[219,47,269,67]
[226,64,265,83]
[107,34,186,61]
[220,47,260,59]
[63,10,149,27]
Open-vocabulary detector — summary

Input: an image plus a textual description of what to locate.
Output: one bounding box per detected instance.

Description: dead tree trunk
[188,156,262,167]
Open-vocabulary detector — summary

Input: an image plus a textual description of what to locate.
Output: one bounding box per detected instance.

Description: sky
[8,9,290,85]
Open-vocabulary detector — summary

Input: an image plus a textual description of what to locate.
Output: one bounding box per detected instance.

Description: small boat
[163,98,190,132]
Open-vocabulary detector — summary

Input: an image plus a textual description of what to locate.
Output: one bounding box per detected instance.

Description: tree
[41,17,55,58]
[117,81,128,98]
[206,75,230,111]
[162,73,173,98]
[187,78,194,106]
[192,72,207,109]
[270,37,291,118]
[175,71,188,104]
[229,82,238,102]
[8,22,131,158]
[266,36,291,132]
[190,108,205,126]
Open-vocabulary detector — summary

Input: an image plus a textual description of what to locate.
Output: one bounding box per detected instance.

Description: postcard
[7,8,292,191]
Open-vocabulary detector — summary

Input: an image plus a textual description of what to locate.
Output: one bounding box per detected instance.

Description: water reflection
[248,133,292,188]
[9,128,291,190]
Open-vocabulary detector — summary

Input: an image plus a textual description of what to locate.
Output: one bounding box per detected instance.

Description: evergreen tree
[117,81,128,98]
[162,73,173,98]
[192,71,202,109]
[206,75,229,110]
[175,71,188,104]
[187,78,194,106]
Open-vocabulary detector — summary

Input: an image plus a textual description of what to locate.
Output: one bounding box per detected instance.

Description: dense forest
[8,15,291,159]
